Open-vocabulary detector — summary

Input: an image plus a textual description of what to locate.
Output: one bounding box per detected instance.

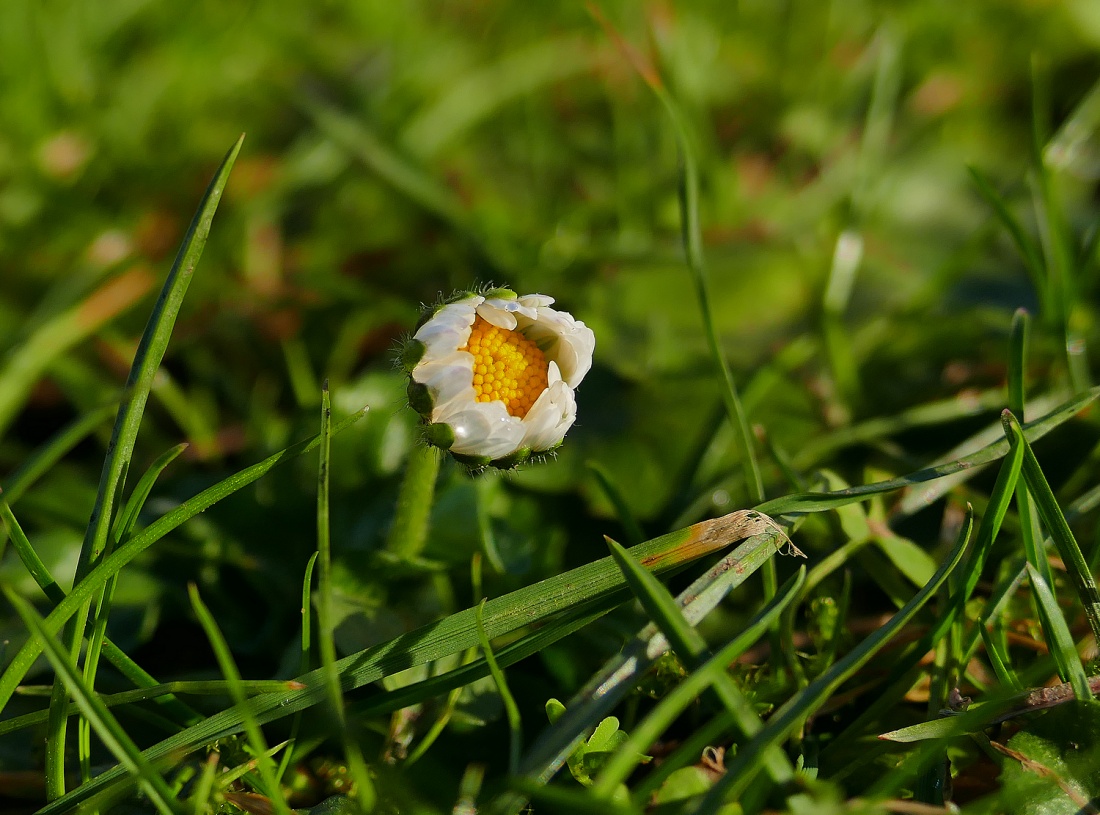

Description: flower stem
[386,443,441,560]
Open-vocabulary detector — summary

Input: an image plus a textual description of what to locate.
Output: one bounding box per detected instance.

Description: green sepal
[480,286,517,301]
[425,421,455,450]
[526,441,563,468]
[406,381,434,419]
[491,446,533,470]
[450,451,493,470]
[398,338,426,373]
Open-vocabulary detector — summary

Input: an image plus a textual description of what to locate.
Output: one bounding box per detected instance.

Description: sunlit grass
[3,3,1100,814]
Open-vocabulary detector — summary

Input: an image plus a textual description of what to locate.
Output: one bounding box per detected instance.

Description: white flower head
[402,287,595,469]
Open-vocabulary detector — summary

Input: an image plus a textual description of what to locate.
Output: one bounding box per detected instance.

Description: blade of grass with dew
[1002,410,1100,643]
[758,386,1098,517]
[1026,563,1091,700]
[47,134,244,799]
[0,267,154,443]
[0,500,200,729]
[593,567,807,795]
[587,461,645,546]
[315,385,340,713]
[42,512,786,814]
[699,506,973,807]
[80,442,190,780]
[600,536,796,803]
[476,599,522,775]
[0,680,303,739]
[72,134,244,579]
[188,584,292,815]
[3,588,179,815]
[0,407,368,714]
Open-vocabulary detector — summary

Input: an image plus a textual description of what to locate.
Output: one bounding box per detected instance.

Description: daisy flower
[402,287,595,468]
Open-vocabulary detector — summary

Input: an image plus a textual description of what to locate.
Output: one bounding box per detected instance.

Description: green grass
[4,3,1100,813]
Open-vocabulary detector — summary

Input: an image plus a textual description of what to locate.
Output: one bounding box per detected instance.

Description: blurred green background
[3,0,1100,805]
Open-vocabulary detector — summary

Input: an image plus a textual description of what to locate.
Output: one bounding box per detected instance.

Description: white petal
[519,307,595,388]
[547,359,562,386]
[414,351,476,412]
[476,301,518,330]
[414,298,479,357]
[521,380,576,452]
[518,294,554,309]
[437,400,525,459]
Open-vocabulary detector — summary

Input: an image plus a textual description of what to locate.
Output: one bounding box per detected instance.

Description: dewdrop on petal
[401,287,595,469]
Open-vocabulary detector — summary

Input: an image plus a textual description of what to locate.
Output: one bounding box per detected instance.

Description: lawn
[3,2,1100,813]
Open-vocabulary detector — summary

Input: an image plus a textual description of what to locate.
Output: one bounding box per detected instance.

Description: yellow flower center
[461,315,549,419]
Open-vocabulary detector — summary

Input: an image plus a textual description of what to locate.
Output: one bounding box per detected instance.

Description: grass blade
[188,584,292,815]
[75,133,244,578]
[980,623,1022,691]
[699,505,973,806]
[476,599,522,775]
[504,525,791,807]
[0,408,369,713]
[79,441,191,777]
[49,134,244,797]
[0,500,200,728]
[1002,410,1100,643]
[825,443,1020,755]
[1026,563,1091,700]
[4,588,180,815]
[601,536,795,799]
[593,567,806,794]
[112,443,188,545]
[40,511,785,814]
[316,383,375,808]
[760,387,1098,516]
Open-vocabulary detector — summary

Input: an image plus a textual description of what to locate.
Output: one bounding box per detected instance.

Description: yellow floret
[460,316,550,418]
